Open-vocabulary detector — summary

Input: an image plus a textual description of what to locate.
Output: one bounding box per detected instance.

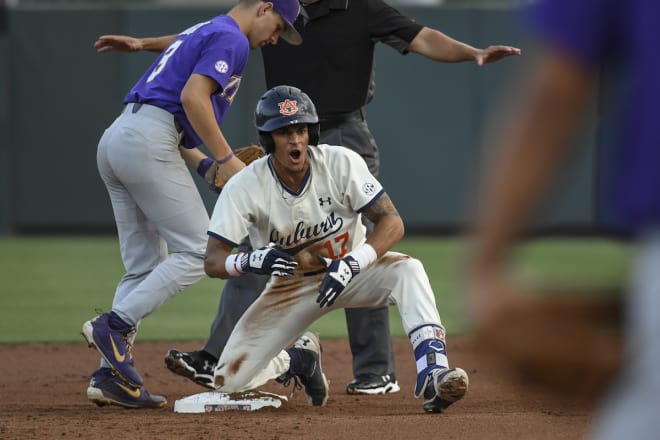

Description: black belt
[130,102,183,134]
[303,268,327,277]
[318,109,364,131]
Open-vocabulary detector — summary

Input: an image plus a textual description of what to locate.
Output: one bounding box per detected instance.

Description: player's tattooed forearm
[363,193,400,223]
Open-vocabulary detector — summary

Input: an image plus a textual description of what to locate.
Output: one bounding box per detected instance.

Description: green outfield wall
[0,4,601,234]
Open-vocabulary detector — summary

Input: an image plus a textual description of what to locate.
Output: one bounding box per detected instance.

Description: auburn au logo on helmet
[278,99,298,116]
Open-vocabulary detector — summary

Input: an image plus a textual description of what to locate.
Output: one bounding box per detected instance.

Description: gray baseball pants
[97,104,208,326]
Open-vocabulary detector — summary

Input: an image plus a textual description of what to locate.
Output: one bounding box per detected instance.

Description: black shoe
[277,332,329,406]
[346,373,401,395]
[164,349,217,389]
[421,367,469,413]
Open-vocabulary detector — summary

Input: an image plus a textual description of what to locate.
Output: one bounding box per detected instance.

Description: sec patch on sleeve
[215,60,229,73]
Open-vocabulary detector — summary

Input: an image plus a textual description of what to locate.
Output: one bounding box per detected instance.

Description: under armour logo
[339,267,351,281]
[203,360,215,372]
[319,197,332,206]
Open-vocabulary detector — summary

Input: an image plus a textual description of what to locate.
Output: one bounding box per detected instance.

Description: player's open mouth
[289,150,302,163]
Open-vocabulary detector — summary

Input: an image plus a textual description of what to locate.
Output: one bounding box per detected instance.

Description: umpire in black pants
[101,0,521,394]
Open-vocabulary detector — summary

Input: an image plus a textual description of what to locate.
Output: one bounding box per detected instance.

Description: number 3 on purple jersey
[147,40,183,83]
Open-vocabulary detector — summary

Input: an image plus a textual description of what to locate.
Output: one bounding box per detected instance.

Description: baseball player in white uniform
[204,85,469,412]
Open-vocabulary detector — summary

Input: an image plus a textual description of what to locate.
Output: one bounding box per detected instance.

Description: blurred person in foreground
[468,0,660,438]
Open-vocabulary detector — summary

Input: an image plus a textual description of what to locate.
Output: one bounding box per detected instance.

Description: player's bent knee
[390,256,426,276]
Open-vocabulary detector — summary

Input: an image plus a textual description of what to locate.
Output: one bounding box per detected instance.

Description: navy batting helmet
[255,85,320,153]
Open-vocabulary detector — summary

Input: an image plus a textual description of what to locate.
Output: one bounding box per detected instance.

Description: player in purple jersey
[467,0,660,438]
[80,0,302,409]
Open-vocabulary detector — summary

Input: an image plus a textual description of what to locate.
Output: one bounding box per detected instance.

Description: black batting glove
[241,244,298,276]
[317,255,360,308]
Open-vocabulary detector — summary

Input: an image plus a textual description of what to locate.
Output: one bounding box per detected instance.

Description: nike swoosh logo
[116,382,141,398]
[110,337,127,362]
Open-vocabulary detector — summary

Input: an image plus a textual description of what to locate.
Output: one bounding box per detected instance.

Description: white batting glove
[241,243,298,277]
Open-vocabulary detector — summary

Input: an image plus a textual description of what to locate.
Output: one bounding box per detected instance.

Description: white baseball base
[174,391,287,413]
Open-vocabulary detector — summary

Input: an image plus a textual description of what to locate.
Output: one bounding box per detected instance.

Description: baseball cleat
[346,373,400,395]
[87,367,166,409]
[421,367,469,413]
[294,332,329,406]
[81,312,143,387]
[277,332,329,406]
[164,349,217,389]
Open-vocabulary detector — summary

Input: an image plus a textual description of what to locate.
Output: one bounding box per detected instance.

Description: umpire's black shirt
[261,0,423,117]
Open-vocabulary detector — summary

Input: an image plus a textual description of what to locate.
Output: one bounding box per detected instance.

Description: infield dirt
[0,336,596,439]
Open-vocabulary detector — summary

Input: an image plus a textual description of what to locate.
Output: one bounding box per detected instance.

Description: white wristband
[224,253,244,277]
[348,243,377,271]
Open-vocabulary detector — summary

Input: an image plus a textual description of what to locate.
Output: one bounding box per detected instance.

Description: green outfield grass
[0,235,633,343]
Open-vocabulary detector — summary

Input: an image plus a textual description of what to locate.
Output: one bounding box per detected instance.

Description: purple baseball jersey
[531,0,660,230]
[124,15,249,148]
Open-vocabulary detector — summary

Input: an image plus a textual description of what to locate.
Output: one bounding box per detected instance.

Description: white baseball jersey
[208,144,383,274]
